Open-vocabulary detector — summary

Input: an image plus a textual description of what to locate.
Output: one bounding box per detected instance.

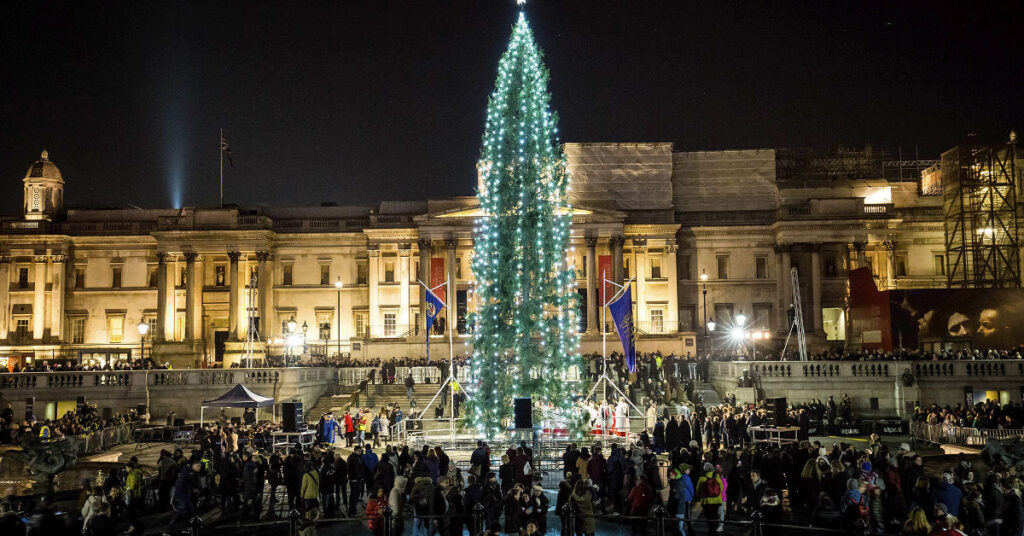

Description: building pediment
[414,201,626,224]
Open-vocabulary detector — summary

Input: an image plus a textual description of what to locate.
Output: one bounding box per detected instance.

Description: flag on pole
[608,286,637,373]
[424,284,446,363]
[220,135,234,167]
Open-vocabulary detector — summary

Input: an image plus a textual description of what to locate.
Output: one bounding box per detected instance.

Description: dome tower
[23,149,64,220]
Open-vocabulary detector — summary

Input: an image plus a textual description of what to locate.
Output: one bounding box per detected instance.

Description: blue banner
[608,286,636,373]
[424,285,446,362]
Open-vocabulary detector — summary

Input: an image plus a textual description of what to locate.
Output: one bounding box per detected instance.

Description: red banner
[599,255,613,306]
[430,257,447,304]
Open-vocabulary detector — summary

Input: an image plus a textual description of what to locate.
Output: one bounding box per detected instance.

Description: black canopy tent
[200,383,274,426]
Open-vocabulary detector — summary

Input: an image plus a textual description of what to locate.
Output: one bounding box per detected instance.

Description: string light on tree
[465,9,583,438]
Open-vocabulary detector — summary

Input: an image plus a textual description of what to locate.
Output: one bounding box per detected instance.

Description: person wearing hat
[932,473,962,519]
[670,463,695,536]
[696,462,724,532]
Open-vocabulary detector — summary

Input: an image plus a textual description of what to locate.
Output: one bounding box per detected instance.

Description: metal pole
[219,128,223,209]
[448,275,455,440]
[337,278,342,359]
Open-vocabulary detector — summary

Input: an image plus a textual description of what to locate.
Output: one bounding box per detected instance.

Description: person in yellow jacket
[695,462,724,531]
[357,411,369,445]
[125,457,144,513]
[300,461,321,513]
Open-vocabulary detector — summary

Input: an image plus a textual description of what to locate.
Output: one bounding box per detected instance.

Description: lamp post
[706,318,716,358]
[301,321,309,358]
[137,320,149,363]
[286,315,297,365]
[335,277,343,358]
[700,270,709,352]
[736,312,748,359]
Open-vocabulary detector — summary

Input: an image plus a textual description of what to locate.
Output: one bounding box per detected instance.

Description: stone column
[883,240,897,288]
[50,255,65,342]
[0,257,9,339]
[399,245,411,331]
[853,241,867,269]
[184,252,199,341]
[156,253,170,342]
[774,243,791,331]
[256,251,272,338]
[633,238,648,324]
[417,238,432,330]
[228,251,241,340]
[446,237,458,332]
[810,244,822,332]
[610,235,624,285]
[585,236,598,333]
[33,256,46,340]
[665,244,679,332]
[368,246,380,338]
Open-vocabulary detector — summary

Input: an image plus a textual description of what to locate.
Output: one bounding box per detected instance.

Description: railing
[0,367,332,390]
[713,359,1024,381]
[911,421,1024,447]
[73,423,135,454]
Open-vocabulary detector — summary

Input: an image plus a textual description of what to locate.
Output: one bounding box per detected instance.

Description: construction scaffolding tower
[942,136,1020,288]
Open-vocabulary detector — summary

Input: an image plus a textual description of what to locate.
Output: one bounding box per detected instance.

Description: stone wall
[711,360,1024,418]
[0,367,337,422]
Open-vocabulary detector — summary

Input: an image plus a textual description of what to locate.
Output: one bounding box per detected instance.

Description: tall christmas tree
[467,11,582,438]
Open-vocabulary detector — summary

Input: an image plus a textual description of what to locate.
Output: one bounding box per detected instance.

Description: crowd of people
[913,399,1024,431]
[0,404,141,445]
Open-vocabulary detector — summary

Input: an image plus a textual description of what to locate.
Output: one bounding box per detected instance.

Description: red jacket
[344,414,355,433]
[628,482,656,516]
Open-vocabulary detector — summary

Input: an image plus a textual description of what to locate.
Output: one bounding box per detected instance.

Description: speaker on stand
[513,397,533,429]
[282,401,303,433]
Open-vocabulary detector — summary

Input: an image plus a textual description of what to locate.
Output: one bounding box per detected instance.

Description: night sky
[1,1,1021,215]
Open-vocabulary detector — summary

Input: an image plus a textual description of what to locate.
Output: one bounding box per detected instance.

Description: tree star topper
[517,0,526,5]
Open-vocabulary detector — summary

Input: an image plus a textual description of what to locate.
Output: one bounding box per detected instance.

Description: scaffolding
[942,138,1020,288]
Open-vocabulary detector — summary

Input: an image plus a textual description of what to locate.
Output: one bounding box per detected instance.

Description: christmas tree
[467,11,582,438]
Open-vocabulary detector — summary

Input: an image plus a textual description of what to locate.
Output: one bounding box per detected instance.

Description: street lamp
[301,321,309,357]
[286,315,297,365]
[335,277,343,358]
[137,320,149,362]
[736,312,747,327]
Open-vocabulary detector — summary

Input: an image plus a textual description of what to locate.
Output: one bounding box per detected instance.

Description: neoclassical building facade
[0,142,958,367]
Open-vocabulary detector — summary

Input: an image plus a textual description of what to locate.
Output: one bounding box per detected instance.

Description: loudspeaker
[513,397,533,429]
[282,401,303,433]
[767,397,788,426]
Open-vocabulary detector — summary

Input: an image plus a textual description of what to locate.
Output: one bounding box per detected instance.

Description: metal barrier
[911,421,1024,446]
[73,423,135,454]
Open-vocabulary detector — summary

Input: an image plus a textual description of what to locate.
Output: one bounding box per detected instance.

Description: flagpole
[219,128,224,209]
[447,275,455,441]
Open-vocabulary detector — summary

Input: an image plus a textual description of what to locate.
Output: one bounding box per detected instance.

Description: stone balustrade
[711,360,1024,418]
[0,367,338,421]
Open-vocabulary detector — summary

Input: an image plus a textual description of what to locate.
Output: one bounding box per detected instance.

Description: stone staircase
[305,384,362,419]
[694,381,722,405]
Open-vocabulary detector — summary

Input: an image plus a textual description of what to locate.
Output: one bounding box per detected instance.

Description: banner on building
[599,255,613,306]
[608,286,637,373]
[430,258,446,304]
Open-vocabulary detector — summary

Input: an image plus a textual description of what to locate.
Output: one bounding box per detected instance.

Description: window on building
[753,303,773,330]
[215,265,226,286]
[679,306,696,332]
[249,265,258,285]
[174,313,185,341]
[111,266,122,289]
[823,307,846,341]
[714,303,734,324]
[354,313,367,338]
[934,254,946,276]
[716,255,730,280]
[892,256,909,278]
[15,317,30,340]
[679,255,691,281]
[383,312,397,337]
[282,264,293,286]
[320,264,331,285]
[623,257,631,278]
[107,316,124,344]
[824,255,837,278]
[75,266,86,289]
[70,317,86,344]
[650,256,662,279]
[384,260,395,283]
[755,256,768,279]
[357,262,368,285]
[413,261,420,281]
[147,317,158,338]
[317,311,332,340]
[179,267,186,287]
[455,257,463,279]
[147,266,158,288]
[18,267,29,289]
[650,309,664,334]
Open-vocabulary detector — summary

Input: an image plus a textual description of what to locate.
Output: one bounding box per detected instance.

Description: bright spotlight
[730,327,746,340]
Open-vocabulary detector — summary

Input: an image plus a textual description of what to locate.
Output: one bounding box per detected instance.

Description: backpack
[702,476,721,498]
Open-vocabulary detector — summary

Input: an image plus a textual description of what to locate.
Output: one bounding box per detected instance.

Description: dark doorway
[214,330,229,364]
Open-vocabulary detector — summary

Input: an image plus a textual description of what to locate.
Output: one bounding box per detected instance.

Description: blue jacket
[674,473,695,504]
[932,481,963,517]
[172,465,194,502]
[362,450,379,473]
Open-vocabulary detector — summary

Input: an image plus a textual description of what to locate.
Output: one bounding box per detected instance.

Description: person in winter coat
[696,462,724,532]
[389,470,409,535]
[410,476,436,536]
[168,460,199,531]
[365,486,389,536]
[671,464,695,536]
[628,475,657,536]
[84,501,116,536]
[1003,479,1024,536]
[931,473,962,519]
[300,462,321,514]
[242,453,262,520]
[81,486,106,529]
[570,479,596,536]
